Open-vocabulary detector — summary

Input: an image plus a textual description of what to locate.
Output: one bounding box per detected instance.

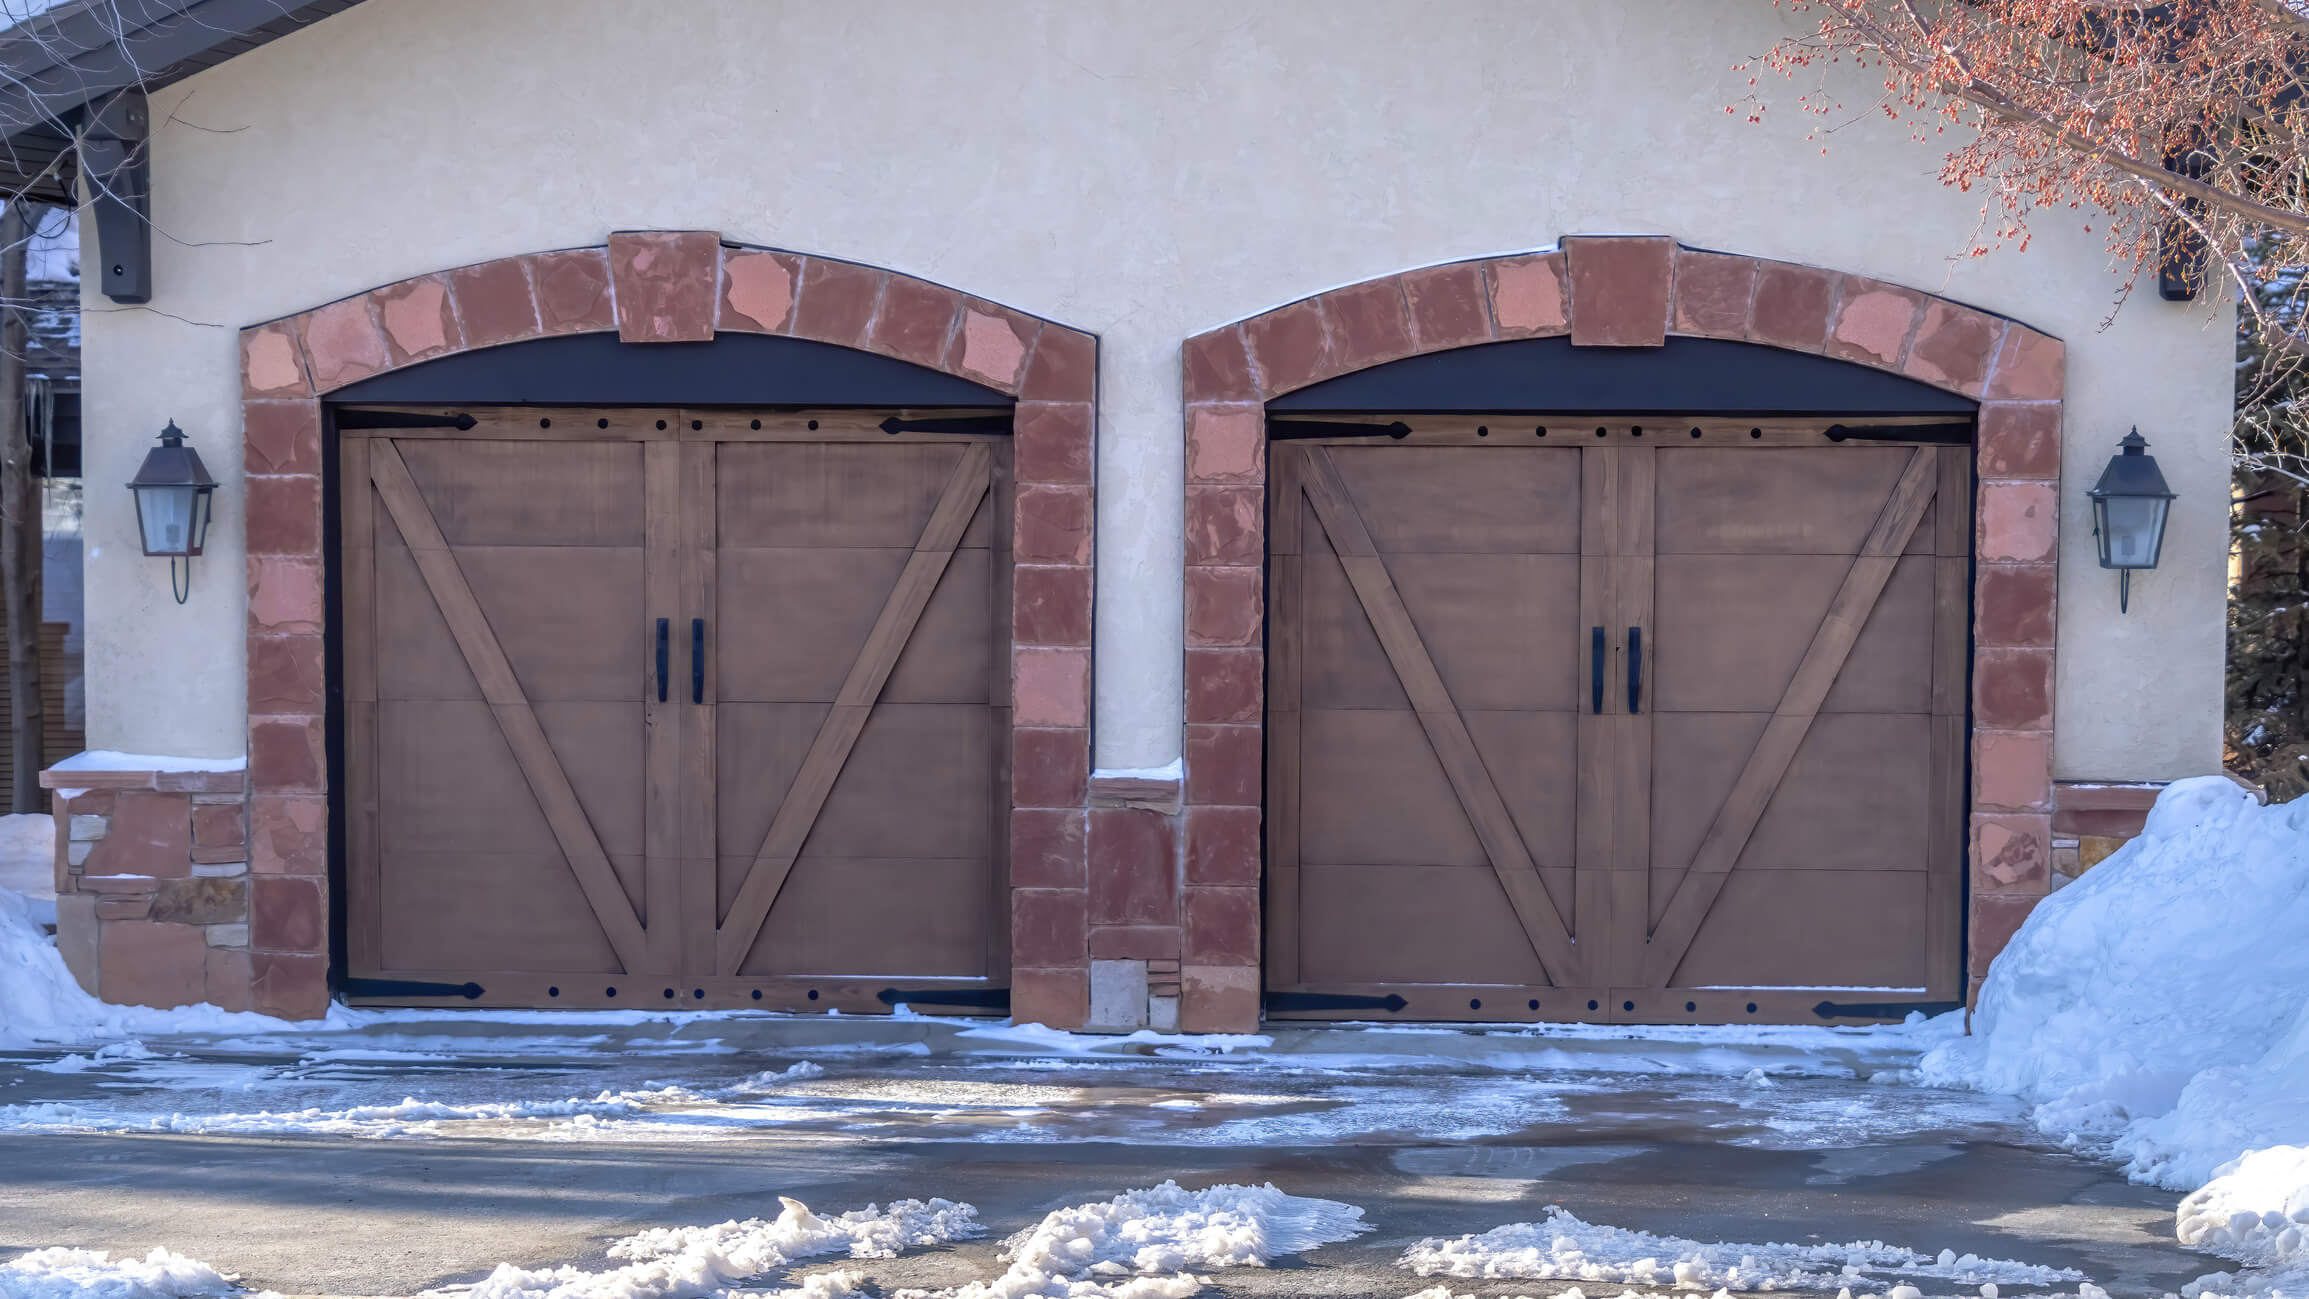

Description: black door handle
[655,619,668,703]
[1628,626,1643,715]
[1591,626,1605,715]
[691,618,705,704]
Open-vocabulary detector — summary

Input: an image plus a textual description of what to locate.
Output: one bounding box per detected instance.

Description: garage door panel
[717,442,975,549]
[1647,711,1771,916]
[717,548,907,702]
[1667,869,1930,991]
[805,704,994,861]
[737,857,989,978]
[715,701,829,872]
[1655,447,1912,554]
[1299,863,1553,986]
[1301,708,1485,867]
[1821,555,1934,714]
[378,699,557,856]
[373,542,481,701]
[1744,713,1931,871]
[1463,710,1578,872]
[398,440,645,547]
[1301,542,1412,710]
[1390,553,1580,710]
[1329,445,1581,553]
[379,851,622,972]
[1651,554,1845,713]
[458,546,644,701]
[884,546,994,703]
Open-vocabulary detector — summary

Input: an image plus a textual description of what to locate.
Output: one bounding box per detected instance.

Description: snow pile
[1917,776,2309,1297]
[930,1181,1368,1299]
[0,812,55,925]
[0,1246,242,1299]
[1399,1206,2082,1291]
[459,1196,979,1299]
[1400,1291,2104,1299]
[0,1087,706,1136]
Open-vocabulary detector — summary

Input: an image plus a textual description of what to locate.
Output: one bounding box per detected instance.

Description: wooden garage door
[342,407,1009,1010]
[1266,418,1967,1024]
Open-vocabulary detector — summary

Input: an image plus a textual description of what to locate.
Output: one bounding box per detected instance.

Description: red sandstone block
[791,258,887,349]
[205,948,255,1013]
[1402,262,1494,352]
[242,400,322,475]
[1186,405,1264,485]
[1904,300,2001,396]
[1011,889,1090,967]
[1089,808,1178,926]
[248,634,326,716]
[450,257,540,347]
[610,231,720,344]
[1014,565,1093,647]
[718,248,801,333]
[247,556,323,637]
[249,795,327,875]
[252,951,330,1019]
[1013,648,1090,728]
[1014,402,1094,485]
[1244,298,1330,395]
[1185,567,1262,647]
[1184,805,1262,885]
[1180,963,1261,1033]
[1974,729,2053,813]
[153,770,246,795]
[1671,250,1754,339]
[1185,725,1261,807]
[191,802,246,851]
[1748,262,1837,351]
[1013,727,1089,809]
[1011,809,1088,888]
[1318,279,1414,373]
[1486,254,1568,338]
[948,300,1038,392]
[249,716,326,794]
[244,475,321,556]
[1978,481,2059,563]
[1970,895,2040,977]
[1090,924,1182,960]
[1015,484,1093,565]
[99,919,207,1009]
[1185,485,1263,566]
[1979,403,2062,479]
[1988,328,2065,401]
[373,274,462,368]
[85,790,191,879]
[870,275,964,368]
[1185,648,1262,725]
[528,249,615,334]
[1182,327,1258,403]
[1022,325,1098,402]
[1565,236,1673,347]
[1010,966,1089,1030]
[1975,648,2055,731]
[251,875,327,953]
[1828,277,1925,368]
[295,296,389,391]
[241,323,311,398]
[1184,887,1259,965]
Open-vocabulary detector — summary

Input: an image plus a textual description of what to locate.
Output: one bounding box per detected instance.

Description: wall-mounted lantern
[2087,428,2175,614]
[127,420,218,604]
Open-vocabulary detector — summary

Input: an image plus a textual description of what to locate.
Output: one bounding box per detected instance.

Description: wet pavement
[0,1015,2218,1298]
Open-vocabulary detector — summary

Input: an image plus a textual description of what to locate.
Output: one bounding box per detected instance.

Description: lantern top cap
[2088,426,2174,501]
[157,419,185,446]
[127,417,218,491]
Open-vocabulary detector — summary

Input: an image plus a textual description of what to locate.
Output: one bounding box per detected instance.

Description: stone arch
[234,231,1098,1017]
[1177,236,2063,1019]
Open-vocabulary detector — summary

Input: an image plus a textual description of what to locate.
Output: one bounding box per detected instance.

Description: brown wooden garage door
[1265,418,1967,1024]
[340,407,1010,1010]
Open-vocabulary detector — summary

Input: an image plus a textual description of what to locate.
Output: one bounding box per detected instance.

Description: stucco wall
[80,0,2233,778]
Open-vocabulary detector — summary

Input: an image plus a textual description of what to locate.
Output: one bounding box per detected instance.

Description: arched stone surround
[226,231,1098,1018]
[1175,235,2065,1024]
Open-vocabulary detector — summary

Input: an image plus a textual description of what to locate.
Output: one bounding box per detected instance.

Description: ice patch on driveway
[1400,1206,2087,1291]
[899,1180,1368,1299]
[449,1196,979,1299]
[0,1086,707,1136]
[0,1246,242,1299]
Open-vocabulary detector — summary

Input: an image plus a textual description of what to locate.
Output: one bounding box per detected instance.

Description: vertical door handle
[655,619,669,703]
[1627,626,1642,715]
[692,618,705,704]
[1591,626,1606,714]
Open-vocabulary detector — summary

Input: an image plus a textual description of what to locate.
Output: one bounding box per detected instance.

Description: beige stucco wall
[80,0,2233,778]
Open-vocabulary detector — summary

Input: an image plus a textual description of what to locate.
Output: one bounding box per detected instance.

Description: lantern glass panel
[2095,494,2169,569]
[135,484,212,557]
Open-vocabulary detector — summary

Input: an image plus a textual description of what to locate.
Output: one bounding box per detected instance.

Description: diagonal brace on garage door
[1641,446,1940,987]
[1299,446,1584,988]
[712,441,994,975]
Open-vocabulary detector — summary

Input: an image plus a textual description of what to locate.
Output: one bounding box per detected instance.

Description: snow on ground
[909,1181,1366,1299]
[1398,1204,2084,1292]
[0,813,54,926]
[1919,776,2309,1299]
[0,1246,242,1299]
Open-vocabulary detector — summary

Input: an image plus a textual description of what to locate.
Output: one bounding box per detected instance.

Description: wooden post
[0,201,41,814]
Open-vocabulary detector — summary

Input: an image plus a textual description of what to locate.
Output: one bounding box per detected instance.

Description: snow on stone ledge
[45,750,247,774]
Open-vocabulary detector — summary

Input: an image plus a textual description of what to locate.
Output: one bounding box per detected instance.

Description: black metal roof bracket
[80,89,151,305]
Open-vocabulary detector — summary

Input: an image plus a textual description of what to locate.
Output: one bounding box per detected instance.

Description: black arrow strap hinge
[1268,419,1412,441]
[341,977,484,1000]
[1822,422,1971,445]
[876,986,1011,1010]
[878,415,1014,436]
[1812,998,1963,1020]
[336,410,480,431]
[1263,991,1408,1013]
